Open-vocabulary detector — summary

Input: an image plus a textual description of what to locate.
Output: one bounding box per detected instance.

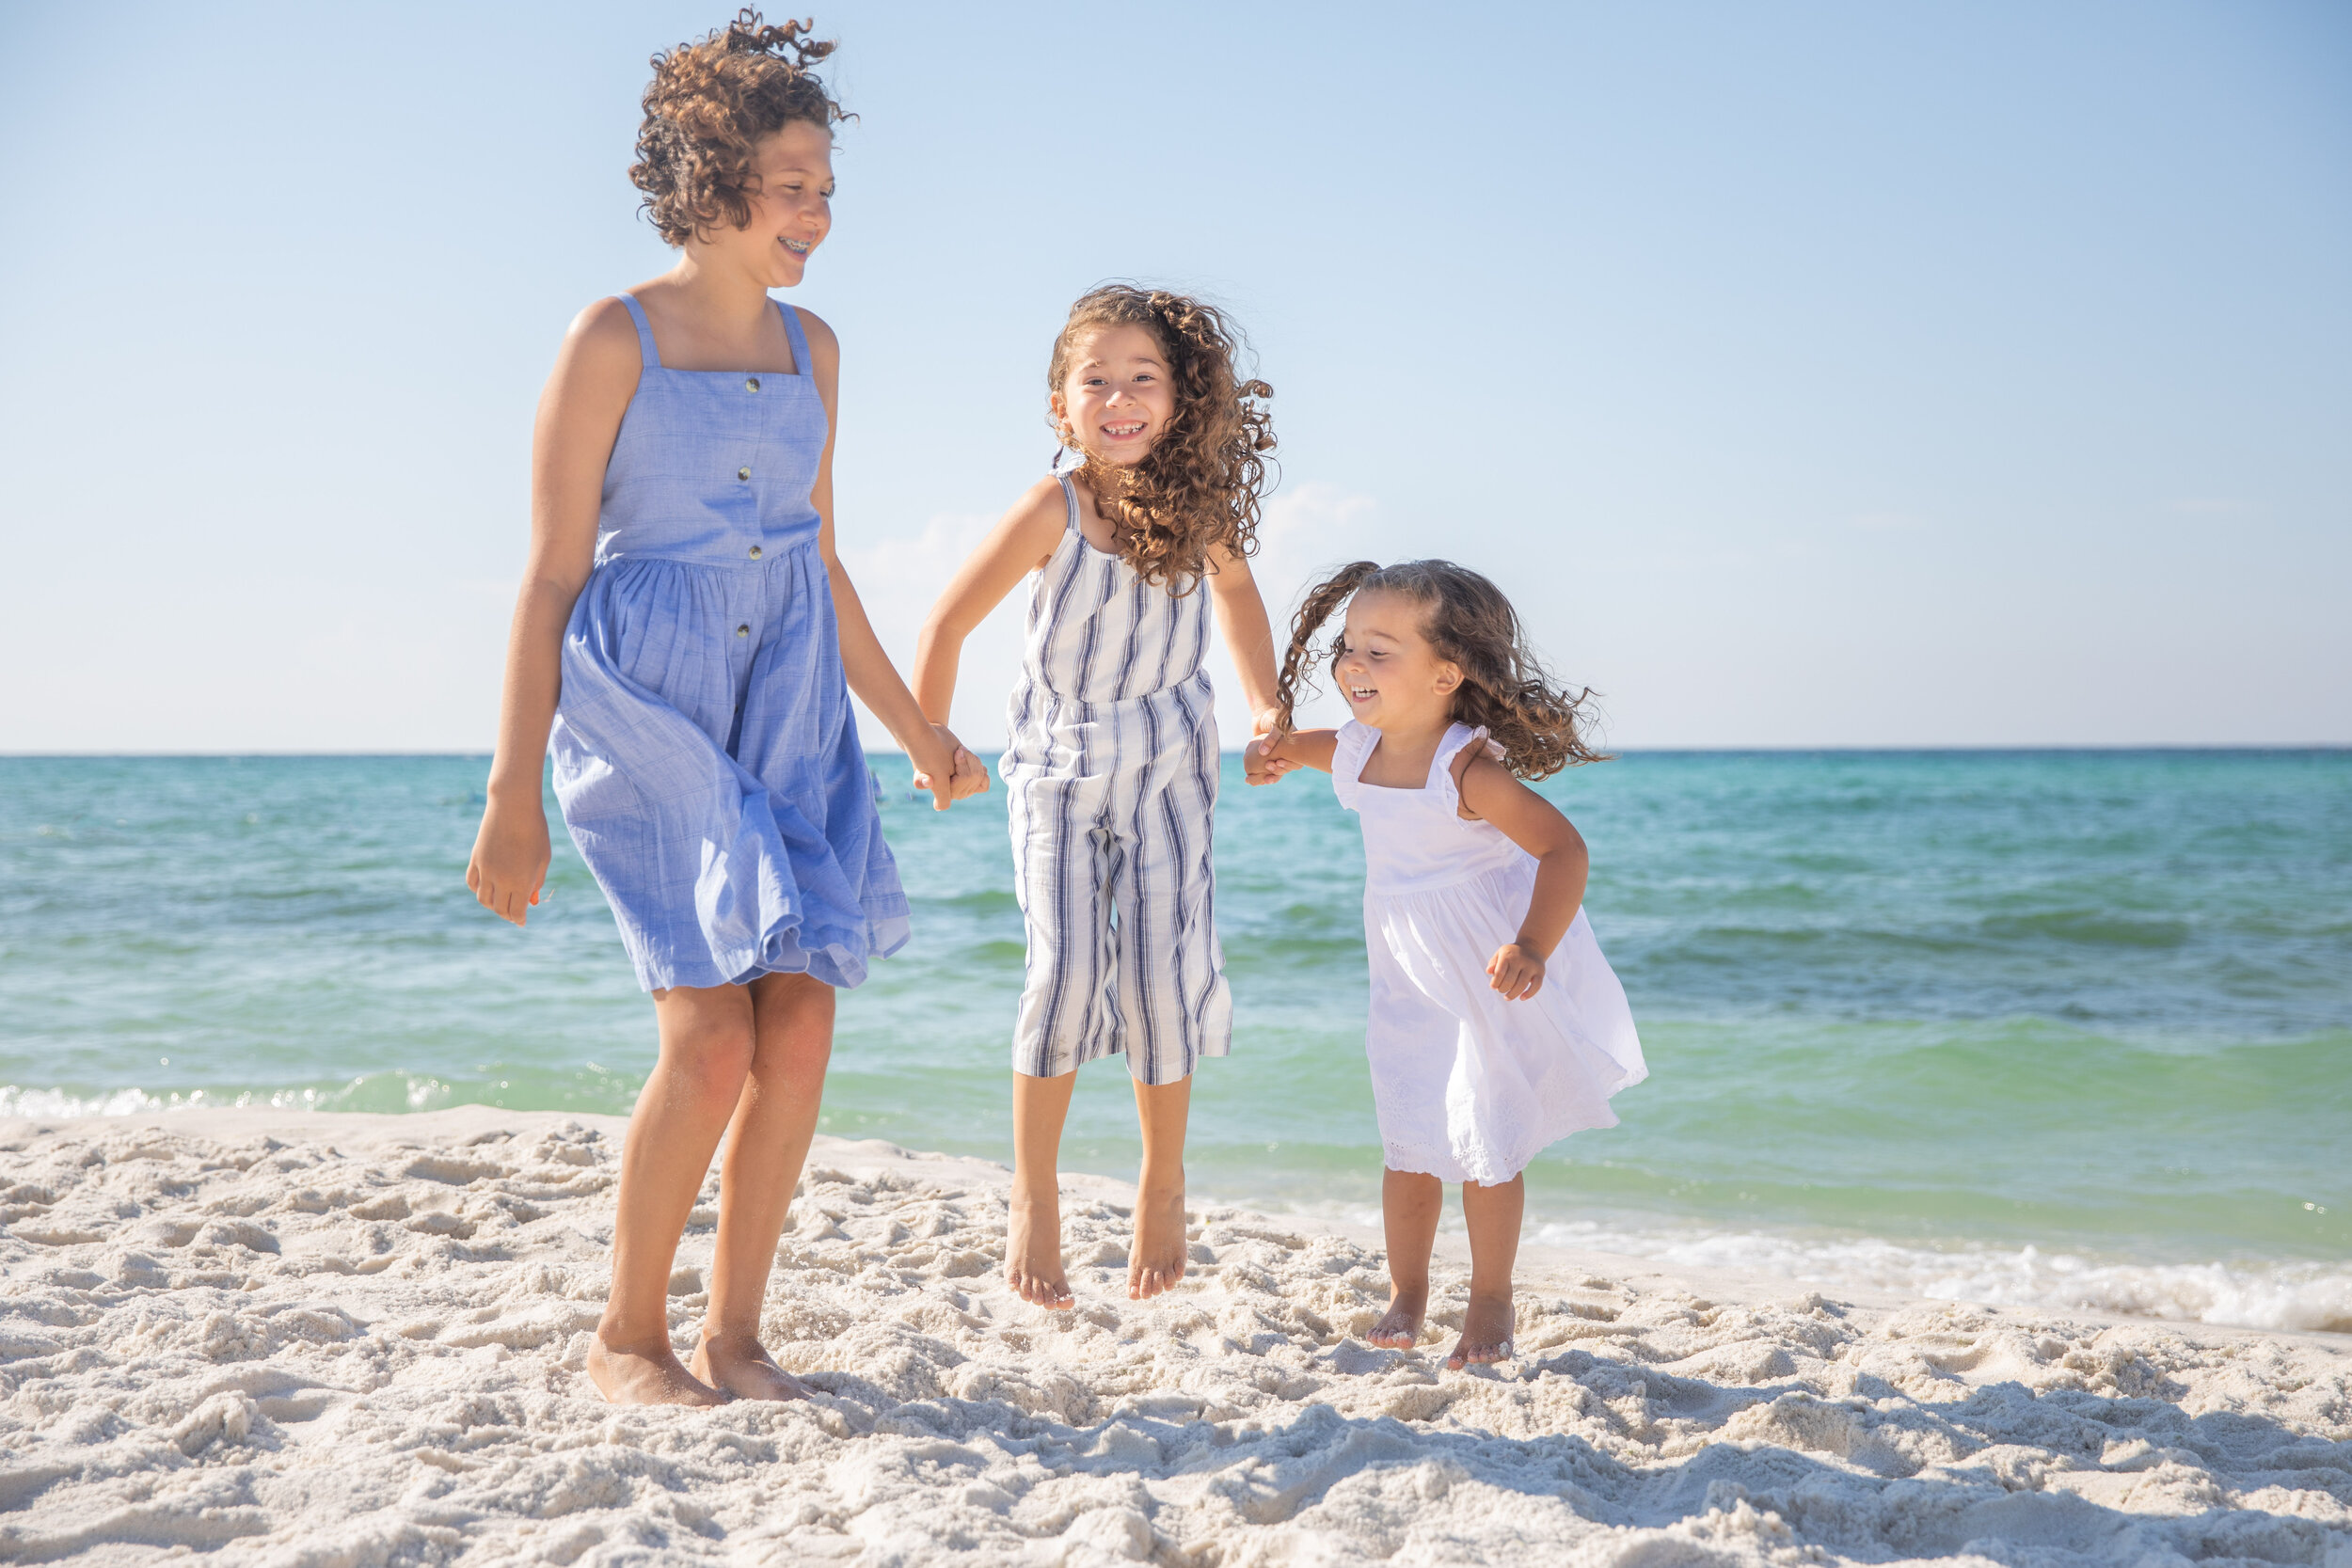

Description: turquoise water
[3,751,2346,1329]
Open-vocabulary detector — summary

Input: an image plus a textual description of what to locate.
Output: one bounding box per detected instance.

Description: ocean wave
[1244,1191,2349,1336]
[1979,910,2194,948]
[0,1085,168,1118]
[1518,1217,2352,1336]
[0,1079,457,1118]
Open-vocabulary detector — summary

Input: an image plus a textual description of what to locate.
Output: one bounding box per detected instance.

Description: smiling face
[1051,324,1177,467]
[697,119,834,286]
[1334,588,1462,734]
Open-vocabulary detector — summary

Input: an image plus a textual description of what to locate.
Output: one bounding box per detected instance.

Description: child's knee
[748,1027,831,1092]
[662,1015,757,1108]
[748,974,834,1075]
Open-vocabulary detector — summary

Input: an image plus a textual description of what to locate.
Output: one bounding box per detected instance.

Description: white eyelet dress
[1333,721,1645,1185]
[998,466,1231,1086]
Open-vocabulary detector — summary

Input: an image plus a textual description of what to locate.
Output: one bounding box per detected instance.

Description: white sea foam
[0,1085,167,1117]
[0,1084,345,1117]
[1519,1217,2352,1336]
[1237,1193,2351,1338]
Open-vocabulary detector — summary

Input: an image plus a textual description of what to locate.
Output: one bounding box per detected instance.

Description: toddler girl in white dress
[1248,560,1645,1369]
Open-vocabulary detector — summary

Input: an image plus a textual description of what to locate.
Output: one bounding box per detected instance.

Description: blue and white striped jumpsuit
[1000,467,1231,1085]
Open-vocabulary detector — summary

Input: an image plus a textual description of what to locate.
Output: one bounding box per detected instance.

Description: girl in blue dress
[466,15,979,1406]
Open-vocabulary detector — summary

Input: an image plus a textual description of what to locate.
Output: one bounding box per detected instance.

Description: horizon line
[4,743,2348,761]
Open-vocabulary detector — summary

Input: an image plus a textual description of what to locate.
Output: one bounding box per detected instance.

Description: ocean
[3,750,2344,1333]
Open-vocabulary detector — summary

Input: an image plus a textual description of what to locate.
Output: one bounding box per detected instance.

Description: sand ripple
[1,1108,2346,1565]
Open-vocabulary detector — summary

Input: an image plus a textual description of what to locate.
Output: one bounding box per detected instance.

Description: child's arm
[1243,727,1340,784]
[1204,546,1283,745]
[802,311,966,809]
[467,299,642,927]
[1455,753,1592,1000]
[911,479,1067,757]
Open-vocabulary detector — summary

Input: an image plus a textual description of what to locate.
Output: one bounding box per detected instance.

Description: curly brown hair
[1048,286,1277,593]
[1273,560,1611,779]
[630,11,850,247]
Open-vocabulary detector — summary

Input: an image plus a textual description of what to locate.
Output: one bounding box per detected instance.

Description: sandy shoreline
[1,1108,2345,1565]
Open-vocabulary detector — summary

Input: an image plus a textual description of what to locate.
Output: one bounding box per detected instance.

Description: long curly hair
[630,11,850,247]
[1273,560,1610,779]
[1048,286,1277,593]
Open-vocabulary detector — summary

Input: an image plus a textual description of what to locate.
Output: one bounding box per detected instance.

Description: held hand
[1486,942,1545,1001]
[946,741,992,800]
[921,724,990,800]
[912,725,990,805]
[467,796,551,927]
[908,727,961,812]
[1246,708,1298,784]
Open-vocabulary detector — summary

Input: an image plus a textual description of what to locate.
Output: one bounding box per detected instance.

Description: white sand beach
[1,1106,2345,1566]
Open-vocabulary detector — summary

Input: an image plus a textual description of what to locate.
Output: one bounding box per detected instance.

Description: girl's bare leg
[1129,1074,1192,1299]
[590,983,755,1405]
[691,971,834,1401]
[1369,1167,1442,1348]
[1449,1173,1524,1369]
[1008,1069,1077,1307]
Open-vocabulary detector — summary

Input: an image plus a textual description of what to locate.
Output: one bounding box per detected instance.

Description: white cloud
[837,511,1027,752]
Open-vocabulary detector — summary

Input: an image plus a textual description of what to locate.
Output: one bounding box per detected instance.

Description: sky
[1,0,2345,753]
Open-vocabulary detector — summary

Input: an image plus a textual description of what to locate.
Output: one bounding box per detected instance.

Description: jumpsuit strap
[614,293,661,370]
[1054,471,1081,535]
[774,299,815,379]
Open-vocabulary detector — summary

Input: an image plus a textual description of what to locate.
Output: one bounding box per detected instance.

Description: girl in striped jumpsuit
[914,286,1283,1308]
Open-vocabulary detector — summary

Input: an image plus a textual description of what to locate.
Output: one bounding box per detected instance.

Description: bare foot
[1128,1169,1187,1300]
[691,1333,815,1402]
[1445,1290,1516,1370]
[1365,1284,1426,1349]
[587,1332,726,1406]
[1007,1186,1074,1308]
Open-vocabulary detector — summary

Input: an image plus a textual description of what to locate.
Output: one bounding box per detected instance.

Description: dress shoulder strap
[775,299,815,379]
[1052,466,1082,535]
[615,293,660,370]
[1330,721,1379,812]
[1431,723,1505,816]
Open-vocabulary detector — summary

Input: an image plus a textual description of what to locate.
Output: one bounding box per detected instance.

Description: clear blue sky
[2,1,2345,751]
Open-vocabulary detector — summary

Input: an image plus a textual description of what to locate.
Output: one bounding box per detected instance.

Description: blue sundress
[548,293,908,992]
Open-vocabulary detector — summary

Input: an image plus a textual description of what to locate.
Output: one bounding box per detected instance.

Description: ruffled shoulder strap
[1329,721,1379,812]
[1431,723,1506,816]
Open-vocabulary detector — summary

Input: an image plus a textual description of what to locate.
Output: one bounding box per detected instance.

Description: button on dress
[548,293,908,992]
[1332,721,1645,1184]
